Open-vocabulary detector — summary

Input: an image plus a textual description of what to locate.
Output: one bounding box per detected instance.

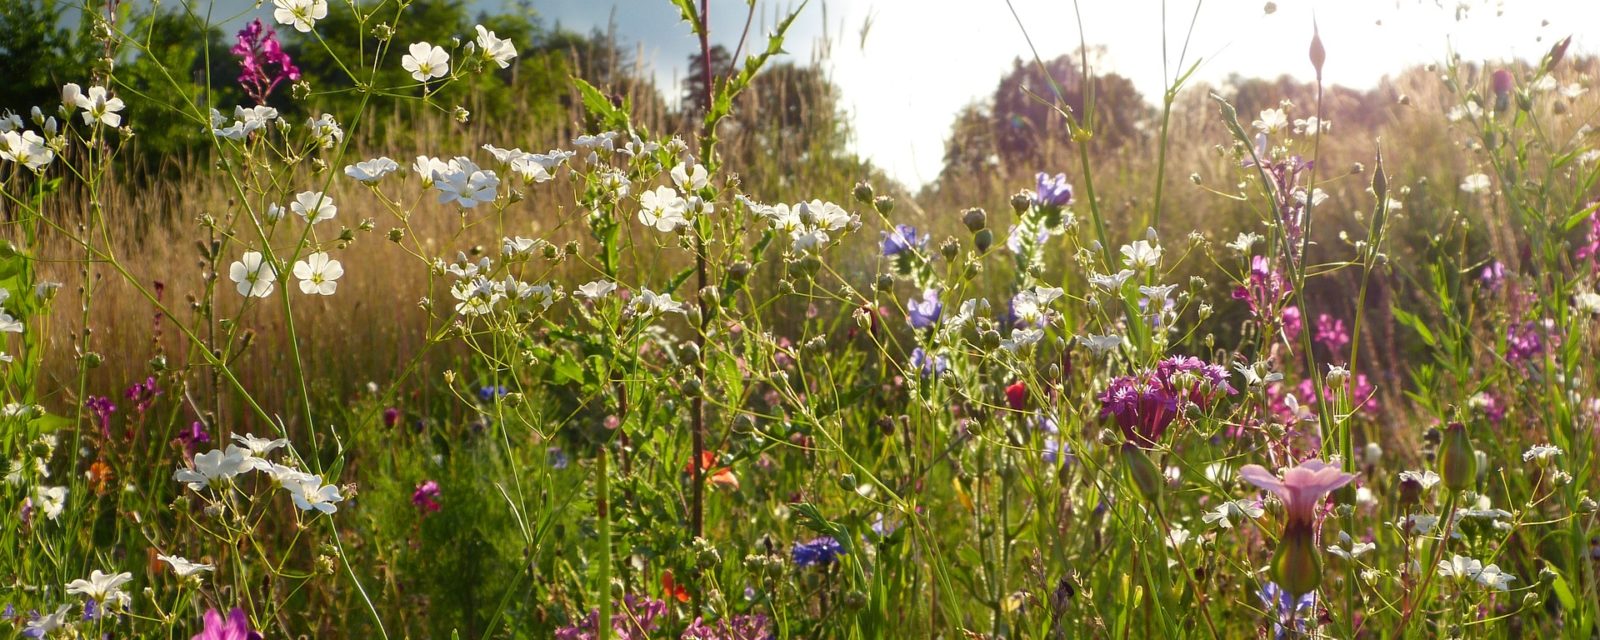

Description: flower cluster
[230,19,300,103]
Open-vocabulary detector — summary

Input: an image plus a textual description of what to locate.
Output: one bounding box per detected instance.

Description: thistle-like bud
[961,208,987,232]
[940,237,960,260]
[853,182,875,204]
[1010,191,1031,214]
[1438,421,1476,493]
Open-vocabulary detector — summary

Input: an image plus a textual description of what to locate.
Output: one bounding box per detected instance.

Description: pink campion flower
[1239,459,1355,527]
[1240,458,1357,596]
[231,19,300,103]
[1280,306,1303,342]
[192,608,262,640]
[1313,314,1349,352]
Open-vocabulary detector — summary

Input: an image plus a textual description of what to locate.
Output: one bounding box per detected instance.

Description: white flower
[61,83,82,112]
[74,85,124,127]
[1201,499,1264,529]
[1399,469,1440,492]
[501,236,537,256]
[292,252,344,296]
[265,203,286,222]
[23,605,70,637]
[1476,564,1516,590]
[671,162,709,191]
[1138,283,1178,303]
[1437,554,1482,583]
[1326,532,1375,560]
[173,445,254,491]
[345,157,398,184]
[403,42,450,82]
[1447,101,1483,122]
[291,191,336,224]
[630,288,685,316]
[1078,334,1122,356]
[434,158,498,208]
[474,25,518,68]
[284,475,343,514]
[263,462,317,487]
[1001,327,1043,351]
[1522,443,1562,463]
[157,554,215,580]
[1226,232,1260,254]
[577,280,617,300]
[639,185,691,232]
[1088,269,1135,290]
[35,485,67,520]
[229,252,277,298]
[0,312,22,333]
[1120,240,1162,269]
[307,113,343,148]
[1460,173,1492,194]
[1252,108,1287,133]
[66,570,134,609]
[413,155,450,188]
[272,0,327,32]
[1575,291,1600,314]
[231,433,289,456]
[0,130,54,171]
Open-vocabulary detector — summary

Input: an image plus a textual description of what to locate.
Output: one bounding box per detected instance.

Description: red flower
[662,570,691,603]
[1005,380,1027,411]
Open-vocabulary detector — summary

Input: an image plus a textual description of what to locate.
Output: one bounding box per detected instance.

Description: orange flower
[661,570,690,603]
[87,460,115,496]
[686,451,740,491]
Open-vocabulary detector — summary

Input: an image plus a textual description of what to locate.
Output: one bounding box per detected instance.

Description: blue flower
[880,224,922,257]
[546,446,569,470]
[477,385,509,403]
[792,536,846,567]
[906,289,942,329]
[1034,172,1074,208]
[1256,582,1316,639]
[909,347,948,377]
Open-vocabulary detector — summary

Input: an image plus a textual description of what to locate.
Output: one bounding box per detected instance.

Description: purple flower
[177,421,211,454]
[1479,261,1507,289]
[1281,306,1303,342]
[547,446,569,469]
[412,480,441,514]
[1256,582,1316,639]
[1314,314,1349,352]
[1240,459,1355,528]
[880,224,922,257]
[1100,356,1235,447]
[906,289,942,329]
[681,614,774,640]
[230,19,299,103]
[1575,208,1599,270]
[124,376,163,415]
[554,595,666,640]
[1233,256,1288,320]
[85,396,116,439]
[1033,172,1074,208]
[792,536,845,567]
[909,347,947,377]
[1507,319,1556,364]
[191,608,262,640]
[382,407,401,428]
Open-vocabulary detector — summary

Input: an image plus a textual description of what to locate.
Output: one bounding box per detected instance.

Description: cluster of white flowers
[173,433,344,514]
[440,252,563,317]
[0,84,119,173]
[307,113,343,149]
[744,197,859,253]
[5,431,67,522]
[209,105,280,140]
[635,162,714,233]
[66,570,134,610]
[482,144,572,184]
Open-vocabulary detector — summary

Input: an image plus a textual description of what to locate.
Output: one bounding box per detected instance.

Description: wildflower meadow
[1,0,1598,637]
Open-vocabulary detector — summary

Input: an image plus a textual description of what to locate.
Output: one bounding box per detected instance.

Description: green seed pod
[1271,522,1323,597]
[974,229,994,254]
[1121,445,1163,502]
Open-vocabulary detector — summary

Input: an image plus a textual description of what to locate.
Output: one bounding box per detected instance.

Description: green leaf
[1562,200,1599,231]
[1551,572,1577,611]
[1391,306,1437,347]
[668,0,701,35]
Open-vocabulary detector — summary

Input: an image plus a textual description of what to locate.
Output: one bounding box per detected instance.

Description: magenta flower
[1100,356,1235,448]
[1233,255,1288,320]
[231,19,300,103]
[1313,314,1349,352]
[412,480,441,514]
[192,608,262,640]
[1239,458,1355,528]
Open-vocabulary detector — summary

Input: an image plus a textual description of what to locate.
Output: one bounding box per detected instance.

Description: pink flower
[1239,459,1355,527]
[193,608,262,640]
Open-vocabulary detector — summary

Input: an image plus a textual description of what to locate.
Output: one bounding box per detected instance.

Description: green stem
[597,447,613,640]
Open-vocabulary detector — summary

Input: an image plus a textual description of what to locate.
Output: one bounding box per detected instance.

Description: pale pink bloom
[1239,458,1355,526]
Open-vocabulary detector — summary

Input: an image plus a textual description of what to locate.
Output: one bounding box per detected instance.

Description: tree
[988,53,1149,170]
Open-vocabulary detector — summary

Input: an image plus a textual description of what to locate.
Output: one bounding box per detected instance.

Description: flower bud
[852,182,874,204]
[974,229,994,254]
[1309,25,1326,78]
[1438,422,1477,493]
[961,208,987,232]
[873,195,894,215]
[1122,445,1163,502]
[940,237,960,260]
[1010,191,1031,214]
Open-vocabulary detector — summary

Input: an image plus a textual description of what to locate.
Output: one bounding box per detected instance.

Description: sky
[214,0,1600,187]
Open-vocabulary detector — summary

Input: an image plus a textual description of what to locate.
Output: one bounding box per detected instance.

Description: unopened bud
[1438,422,1476,493]
[962,208,987,232]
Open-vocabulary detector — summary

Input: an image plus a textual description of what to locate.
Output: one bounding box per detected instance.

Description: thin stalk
[597,448,613,640]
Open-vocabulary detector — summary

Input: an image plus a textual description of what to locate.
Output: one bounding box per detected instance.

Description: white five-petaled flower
[231,433,289,457]
[1088,269,1136,290]
[1200,499,1265,529]
[291,191,337,224]
[74,85,124,127]
[1522,443,1562,463]
[66,570,134,609]
[345,157,399,184]
[0,310,22,333]
[292,252,344,296]
[433,158,499,208]
[173,445,255,490]
[403,42,450,82]
[474,25,518,68]
[639,185,690,232]
[671,162,709,192]
[1252,108,1288,133]
[1437,554,1516,590]
[1576,291,1600,314]
[22,605,70,637]
[630,288,685,316]
[1120,240,1162,269]
[158,554,215,580]
[1078,334,1122,356]
[576,280,616,300]
[1398,469,1440,492]
[1460,173,1492,194]
[0,130,54,171]
[229,252,277,298]
[35,485,67,520]
[272,0,327,32]
[284,475,343,514]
